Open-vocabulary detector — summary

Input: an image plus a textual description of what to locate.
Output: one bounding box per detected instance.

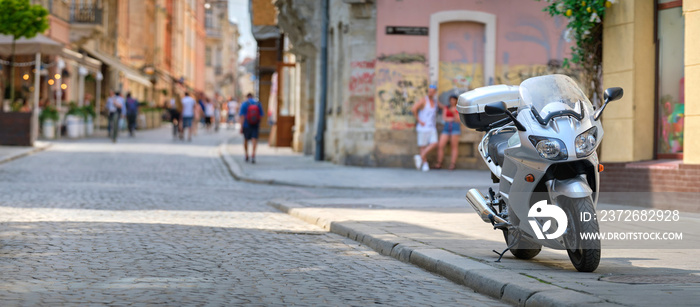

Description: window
[205,47,212,66]
[205,9,213,28]
[655,0,684,158]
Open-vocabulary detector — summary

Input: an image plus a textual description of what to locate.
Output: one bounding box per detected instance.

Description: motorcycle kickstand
[492,228,520,262]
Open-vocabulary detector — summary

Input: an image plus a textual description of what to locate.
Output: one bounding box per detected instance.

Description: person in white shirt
[411,85,441,172]
[226,97,238,129]
[204,98,215,131]
[106,91,124,143]
[180,92,198,141]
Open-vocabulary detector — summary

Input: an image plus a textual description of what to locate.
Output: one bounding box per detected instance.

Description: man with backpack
[239,93,264,163]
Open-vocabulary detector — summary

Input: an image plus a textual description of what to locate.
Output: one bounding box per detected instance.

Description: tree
[0,0,49,105]
[539,0,616,106]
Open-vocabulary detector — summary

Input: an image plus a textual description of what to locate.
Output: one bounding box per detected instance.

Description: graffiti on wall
[375,60,428,130]
[348,60,376,126]
[437,23,484,104]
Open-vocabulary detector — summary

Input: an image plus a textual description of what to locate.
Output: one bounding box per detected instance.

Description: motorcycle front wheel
[562,197,601,272]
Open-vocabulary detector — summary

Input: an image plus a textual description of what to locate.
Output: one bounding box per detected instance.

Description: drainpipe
[315,0,329,161]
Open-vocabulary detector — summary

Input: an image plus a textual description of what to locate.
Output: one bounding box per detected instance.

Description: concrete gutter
[268,199,624,307]
[0,142,51,165]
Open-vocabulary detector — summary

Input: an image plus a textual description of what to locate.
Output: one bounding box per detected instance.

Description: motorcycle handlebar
[486,112,518,130]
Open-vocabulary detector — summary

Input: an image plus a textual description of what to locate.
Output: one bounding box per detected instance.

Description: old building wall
[684,2,700,164]
[600,0,655,162]
[323,0,376,165]
[275,0,321,155]
[194,0,206,93]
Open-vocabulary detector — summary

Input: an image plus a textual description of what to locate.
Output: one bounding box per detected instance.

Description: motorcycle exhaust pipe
[466,189,508,224]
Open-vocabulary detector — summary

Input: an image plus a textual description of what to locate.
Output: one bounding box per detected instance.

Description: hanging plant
[539,0,616,105]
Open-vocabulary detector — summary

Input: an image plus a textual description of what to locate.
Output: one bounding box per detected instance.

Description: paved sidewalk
[221,139,700,307]
[268,199,700,307]
[222,139,492,190]
[0,141,51,165]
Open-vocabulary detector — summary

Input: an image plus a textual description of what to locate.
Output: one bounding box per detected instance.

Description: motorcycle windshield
[519,75,592,122]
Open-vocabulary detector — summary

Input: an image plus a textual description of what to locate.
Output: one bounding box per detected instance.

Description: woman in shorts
[435,95,461,170]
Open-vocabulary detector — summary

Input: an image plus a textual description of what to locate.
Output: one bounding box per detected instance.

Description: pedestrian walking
[198,94,206,127]
[168,95,182,139]
[411,84,440,172]
[125,92,139,137]
[213,96,221,132]
[239,93,264,163]
[434,95,461,170]
[106,91,124,143]
[204,98,215,132]
[227,96,238,129]
[180,92,198,141]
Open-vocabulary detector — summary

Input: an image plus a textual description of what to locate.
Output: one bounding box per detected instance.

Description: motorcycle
[456,74,623,272]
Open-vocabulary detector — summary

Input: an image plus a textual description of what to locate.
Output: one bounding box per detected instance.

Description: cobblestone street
[0,128,504,306]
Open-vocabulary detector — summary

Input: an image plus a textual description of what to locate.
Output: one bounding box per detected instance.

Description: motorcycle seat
[488,130,515,166]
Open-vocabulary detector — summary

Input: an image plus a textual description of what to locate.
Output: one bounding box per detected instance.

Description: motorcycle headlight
[575,127,597,158]
[529,136,568,160]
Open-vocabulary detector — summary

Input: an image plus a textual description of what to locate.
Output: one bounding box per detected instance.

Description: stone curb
[218,140,484,191]
[0,142,52,165]
[268,199,623,307]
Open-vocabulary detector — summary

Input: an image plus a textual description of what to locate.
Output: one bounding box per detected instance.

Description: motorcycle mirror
[484,101,507,116]
[595,87,624,121]
[603,87,624,103]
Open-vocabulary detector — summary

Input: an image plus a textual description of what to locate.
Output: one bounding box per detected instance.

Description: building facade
[598,0,700,203]
[274,0,574,167]
[204,2,241,101]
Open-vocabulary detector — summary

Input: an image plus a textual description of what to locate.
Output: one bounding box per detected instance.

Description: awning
[60,48,102,72]
[0,34,63,56]
[84,48,153,87]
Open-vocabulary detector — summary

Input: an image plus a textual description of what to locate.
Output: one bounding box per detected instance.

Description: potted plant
[66,102,84,138]
[81,104,96,136]
[39,105,59,139]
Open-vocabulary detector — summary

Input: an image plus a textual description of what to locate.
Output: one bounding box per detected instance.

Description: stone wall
[323,0,377,166]
[599,161,700,212]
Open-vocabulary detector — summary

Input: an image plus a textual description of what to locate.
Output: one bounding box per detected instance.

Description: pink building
[373,0,574,167]
[275,0,574,168]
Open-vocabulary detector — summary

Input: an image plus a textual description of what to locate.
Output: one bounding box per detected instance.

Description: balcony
[46,1,103,44]
[70,5,102,24]
[67,4,104,45]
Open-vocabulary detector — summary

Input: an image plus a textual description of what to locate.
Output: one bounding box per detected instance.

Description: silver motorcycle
[457,74,623,272]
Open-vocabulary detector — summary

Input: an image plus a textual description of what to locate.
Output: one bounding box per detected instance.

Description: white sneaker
[421,162,429,172]
[413,155,422,170]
